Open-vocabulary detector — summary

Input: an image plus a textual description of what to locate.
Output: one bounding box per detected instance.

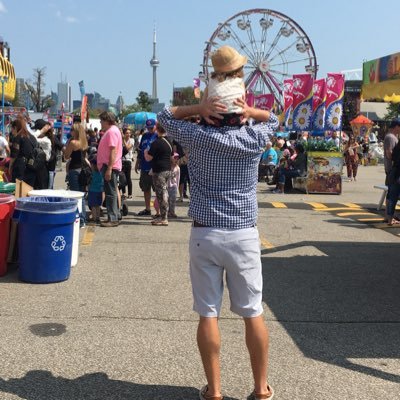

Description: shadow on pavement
[0,371,239,400]
[261,241,400,383]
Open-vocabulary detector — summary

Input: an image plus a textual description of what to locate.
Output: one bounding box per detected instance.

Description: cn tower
[150,27,159,100]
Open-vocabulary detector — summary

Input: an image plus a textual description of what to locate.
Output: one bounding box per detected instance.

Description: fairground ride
[202,9,318,111]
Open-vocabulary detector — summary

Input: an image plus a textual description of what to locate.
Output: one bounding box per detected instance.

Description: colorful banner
[312,79,326,131]
[246,92,255,107]
[283,79,293,130]
[254,94,275,110]
[325,73,344,131]
[362,52,400,101]
[81,95,88,123]
[292,74,313,131]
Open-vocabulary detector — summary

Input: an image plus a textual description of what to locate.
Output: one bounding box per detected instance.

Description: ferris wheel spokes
[268,39,299,64]
[203,8,318,109]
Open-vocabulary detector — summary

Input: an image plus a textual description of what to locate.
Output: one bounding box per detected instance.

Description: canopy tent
[362,52,400,102]
[123,112,157,128]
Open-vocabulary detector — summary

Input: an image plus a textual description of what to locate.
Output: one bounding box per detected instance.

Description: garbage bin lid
[28,189,85,199]
[0,193,15,204]
[16,196,78,214]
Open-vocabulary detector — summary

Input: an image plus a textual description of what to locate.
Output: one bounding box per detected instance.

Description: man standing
[158,96,278,400]
[97,111,122,227]
[384,119,400,184]
[134,119,157,216]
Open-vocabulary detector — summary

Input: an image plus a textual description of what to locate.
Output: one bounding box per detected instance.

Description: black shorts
[139,170,153,192]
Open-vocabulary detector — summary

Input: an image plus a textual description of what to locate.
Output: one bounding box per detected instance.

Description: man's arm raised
[170,95,227,124]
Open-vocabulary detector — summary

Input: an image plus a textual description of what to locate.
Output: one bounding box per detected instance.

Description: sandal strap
[200,386,223,400]
[252,385,274,399]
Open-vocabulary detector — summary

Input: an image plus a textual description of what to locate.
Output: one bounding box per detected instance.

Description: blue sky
[1,0,399,107]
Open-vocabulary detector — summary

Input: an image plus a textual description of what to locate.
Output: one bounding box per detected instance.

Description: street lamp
[0,75,9,134]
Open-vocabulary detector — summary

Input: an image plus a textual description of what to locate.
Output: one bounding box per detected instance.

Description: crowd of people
[0,111,192,229]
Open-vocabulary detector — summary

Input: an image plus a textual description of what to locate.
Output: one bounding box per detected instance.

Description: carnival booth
[284,73,345,194]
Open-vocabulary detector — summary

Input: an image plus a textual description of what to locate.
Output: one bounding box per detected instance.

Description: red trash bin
[0,194,16,276]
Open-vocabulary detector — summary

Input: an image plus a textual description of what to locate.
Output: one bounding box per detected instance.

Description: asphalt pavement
[0,164,399,400]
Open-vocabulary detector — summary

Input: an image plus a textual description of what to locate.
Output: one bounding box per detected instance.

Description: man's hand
[199,96,227,124]
[104,168,112,182]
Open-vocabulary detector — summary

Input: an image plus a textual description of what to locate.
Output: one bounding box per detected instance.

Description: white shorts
[189,226,263,318]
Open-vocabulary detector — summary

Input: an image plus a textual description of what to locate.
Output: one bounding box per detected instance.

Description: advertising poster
[306,151,344,194]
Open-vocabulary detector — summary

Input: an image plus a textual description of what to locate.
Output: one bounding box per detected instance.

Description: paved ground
[0,164,399,400]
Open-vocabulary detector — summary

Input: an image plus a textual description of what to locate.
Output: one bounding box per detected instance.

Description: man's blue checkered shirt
[158,107,279,229]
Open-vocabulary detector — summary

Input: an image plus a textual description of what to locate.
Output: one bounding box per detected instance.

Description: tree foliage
[118,91,153,118]
[136,91,152,111]
[172,86,201,106]
[383,102,400,121]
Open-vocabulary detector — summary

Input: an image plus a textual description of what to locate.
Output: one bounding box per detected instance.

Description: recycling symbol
[51,236,66,252]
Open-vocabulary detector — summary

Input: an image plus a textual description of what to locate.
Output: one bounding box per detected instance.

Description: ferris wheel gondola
[202,9,318,111]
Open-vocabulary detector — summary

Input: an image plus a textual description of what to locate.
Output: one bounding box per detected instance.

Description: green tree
[383,102,400,121]
[119,103,142,118]
[136,91,152,111]
[172,86,201,106]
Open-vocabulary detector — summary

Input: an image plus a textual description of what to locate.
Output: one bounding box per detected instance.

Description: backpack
[25,135,47,171]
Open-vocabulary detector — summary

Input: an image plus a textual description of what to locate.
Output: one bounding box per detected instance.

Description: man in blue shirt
[134,119,157,216]
[158,95,278,400]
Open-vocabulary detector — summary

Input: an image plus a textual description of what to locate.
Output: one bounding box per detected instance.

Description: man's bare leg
[244,315,271,395]
[197,316,222,397]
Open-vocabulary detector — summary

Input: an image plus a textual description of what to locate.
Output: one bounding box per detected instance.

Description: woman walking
[343,135,359,181]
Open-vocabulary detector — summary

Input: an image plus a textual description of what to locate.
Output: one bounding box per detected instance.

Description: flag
[254,94,275,110]
[81,95,88,124]
[312,79,326,132]
[283,79,293,130]
[193,78,201,99]
[79,80,85,97]
[292,74,313,131]
[324,73,345,131]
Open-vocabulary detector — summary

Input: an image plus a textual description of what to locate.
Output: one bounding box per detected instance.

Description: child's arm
[176,166,180,187]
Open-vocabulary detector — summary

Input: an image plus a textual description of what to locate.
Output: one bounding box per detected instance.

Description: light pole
[0,75,9,134]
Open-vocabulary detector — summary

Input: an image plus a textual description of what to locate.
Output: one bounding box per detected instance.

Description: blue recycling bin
[14,196,78,283]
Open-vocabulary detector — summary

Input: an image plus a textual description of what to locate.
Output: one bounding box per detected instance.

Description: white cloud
[55,10,78,23]
[0,1,7,14]
[65,16,78,23]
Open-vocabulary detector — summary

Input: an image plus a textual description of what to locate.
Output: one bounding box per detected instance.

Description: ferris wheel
[202,9,318,110]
